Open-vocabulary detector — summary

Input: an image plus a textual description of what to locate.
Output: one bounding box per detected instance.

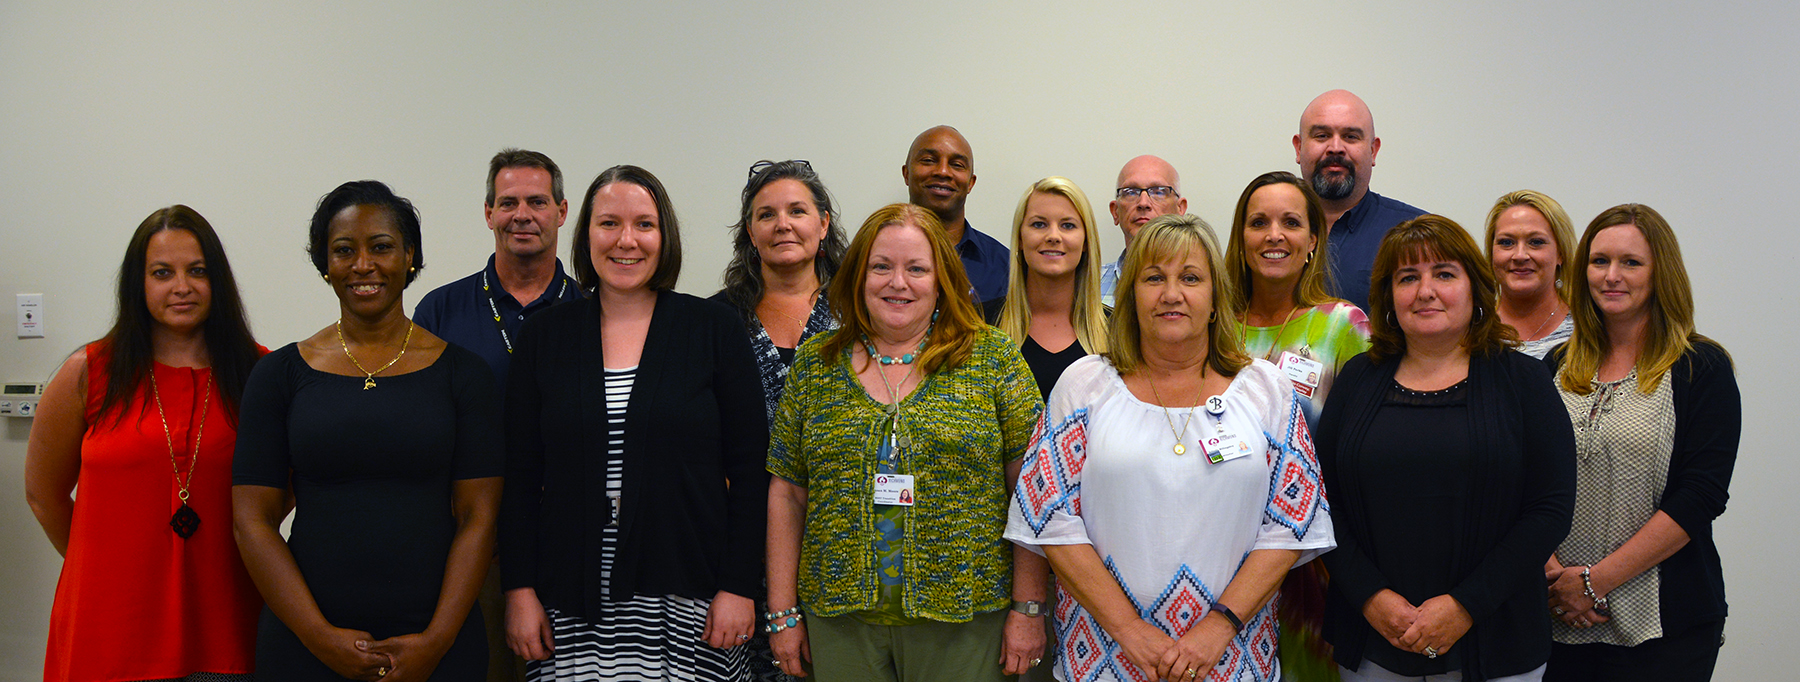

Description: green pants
[807,608,1014,682]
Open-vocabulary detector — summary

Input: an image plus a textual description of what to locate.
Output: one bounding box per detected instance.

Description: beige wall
[1,1,1793,678]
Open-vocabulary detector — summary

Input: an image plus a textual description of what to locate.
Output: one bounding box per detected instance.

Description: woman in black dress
[233,181,503,682]
[1316,215,1576,682]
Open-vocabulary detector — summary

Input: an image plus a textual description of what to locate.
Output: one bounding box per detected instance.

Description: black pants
[1543,620,1724,682]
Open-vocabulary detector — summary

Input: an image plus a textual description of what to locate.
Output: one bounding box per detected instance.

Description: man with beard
[902,124,1010,304]
[1100,155,1188,307]
[1294,90,1426,310]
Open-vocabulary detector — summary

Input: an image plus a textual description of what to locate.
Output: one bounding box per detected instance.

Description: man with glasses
[1100,155,1188,307]
[902,124,1010,304]
[1293,89,1425,310]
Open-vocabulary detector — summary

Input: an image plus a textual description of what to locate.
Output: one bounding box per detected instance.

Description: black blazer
[499,291,770,617]
[1318,349,1576,681]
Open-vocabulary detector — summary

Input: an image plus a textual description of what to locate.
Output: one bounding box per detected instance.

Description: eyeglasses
[1115,186,1177,201]
[748,159,813,180]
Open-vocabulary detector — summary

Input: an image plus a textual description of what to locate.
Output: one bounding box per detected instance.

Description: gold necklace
[150,369,210,539]
[337,320,414,389]
[759,291,818,329]
[1147,365,1208,455]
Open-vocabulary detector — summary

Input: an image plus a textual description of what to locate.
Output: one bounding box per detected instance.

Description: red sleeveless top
[43,342,263,680]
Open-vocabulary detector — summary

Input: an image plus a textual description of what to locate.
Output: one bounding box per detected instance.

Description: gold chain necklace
[149,369,210,538]
[337,320,414,389]
[1147,365,1208,455]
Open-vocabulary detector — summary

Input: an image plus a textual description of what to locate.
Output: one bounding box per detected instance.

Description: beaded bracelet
[764,607,804,634]
[1579,566,1610,611]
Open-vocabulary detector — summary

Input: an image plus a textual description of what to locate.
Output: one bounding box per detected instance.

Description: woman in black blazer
[1316,215,1575,682]
[499,165,769,682]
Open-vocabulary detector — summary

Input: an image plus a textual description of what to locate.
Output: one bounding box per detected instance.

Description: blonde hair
[1224,171,1338,311]
[822,204,983,374]
[1558,204,1710,395]
[1483,190,1578,304]
[995,177,1110,355]
[1104,214,1250,377]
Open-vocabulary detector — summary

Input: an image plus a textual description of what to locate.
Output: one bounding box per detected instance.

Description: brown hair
[570,165,682,292]
[1224,171,1338,311]
[1558,204,1717,395]
[1365,214,1516,362]
[821,204,983,374]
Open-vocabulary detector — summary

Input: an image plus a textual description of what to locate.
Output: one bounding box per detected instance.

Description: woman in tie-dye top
[1224,172,1369,682]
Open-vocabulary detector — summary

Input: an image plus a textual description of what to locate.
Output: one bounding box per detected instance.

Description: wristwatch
[1012,600,1045,617]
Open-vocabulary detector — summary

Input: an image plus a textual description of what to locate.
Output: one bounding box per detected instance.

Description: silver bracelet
[1579,565,1610,611]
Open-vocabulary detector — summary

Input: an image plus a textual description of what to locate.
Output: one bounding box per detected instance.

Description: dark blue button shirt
[413,256,583,392]
[956,220,1010,304]
[1326,190,1427,311]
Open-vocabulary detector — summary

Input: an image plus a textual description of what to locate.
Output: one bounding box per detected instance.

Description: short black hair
[307,180,425,286]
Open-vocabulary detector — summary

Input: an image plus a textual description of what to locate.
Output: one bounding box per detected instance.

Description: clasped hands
[1544,564,1611,629]
[1362,590,1471,659]
[1113,613,1235,681]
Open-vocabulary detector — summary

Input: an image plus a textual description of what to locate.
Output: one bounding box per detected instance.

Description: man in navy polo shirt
[414,148,583,393]
[1294,90,1427,311]
[902,125,1010,305]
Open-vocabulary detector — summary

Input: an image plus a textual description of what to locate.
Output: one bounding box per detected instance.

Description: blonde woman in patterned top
[1007,214,1333,682]
[1224,171,1369,682]
[1485,191,1577,359]
[1543,204,1739,681]
[766,203,1048,681]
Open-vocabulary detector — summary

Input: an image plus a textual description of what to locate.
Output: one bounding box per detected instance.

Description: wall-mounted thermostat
[1,382,45,418]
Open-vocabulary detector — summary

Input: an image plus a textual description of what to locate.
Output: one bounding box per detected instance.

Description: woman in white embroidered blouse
[1005,214,1334,682]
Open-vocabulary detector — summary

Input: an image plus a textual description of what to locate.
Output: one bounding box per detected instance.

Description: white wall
[2,1,1794,678]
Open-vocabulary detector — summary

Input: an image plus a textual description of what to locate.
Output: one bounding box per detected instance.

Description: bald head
[1110,155,1187,241]
[902,125,977,229]
[1294,89,1381,205]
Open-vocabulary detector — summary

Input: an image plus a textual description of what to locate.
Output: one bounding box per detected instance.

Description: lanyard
[482,270,572,354]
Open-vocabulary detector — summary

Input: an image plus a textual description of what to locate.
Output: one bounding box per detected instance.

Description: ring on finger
[1552,606,1565,615]
[1424,645,1438,659]
[1031,658,1042,667]
[1187,667,1199,678]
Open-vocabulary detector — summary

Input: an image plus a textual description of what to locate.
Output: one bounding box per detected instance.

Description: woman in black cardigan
[1542,204,1738,681]
[499,166,769,681]
[1316,215,1575,682]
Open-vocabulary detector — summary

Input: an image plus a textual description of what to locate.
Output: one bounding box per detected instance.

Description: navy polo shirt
[413,256,583,391]
[1325,190,1427,311]
[956,220,1011,305]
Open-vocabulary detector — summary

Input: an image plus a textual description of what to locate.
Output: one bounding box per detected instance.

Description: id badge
[873,474,916,506]
[1201,430,1252,464]
[1277,351,1325,398]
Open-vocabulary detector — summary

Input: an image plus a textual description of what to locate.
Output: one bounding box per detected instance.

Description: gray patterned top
[1553,367,1674,646]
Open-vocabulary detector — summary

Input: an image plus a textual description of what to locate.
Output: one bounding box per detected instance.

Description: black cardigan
[1545,341,1739,634]
[1318,350,1576,681]
[499,291,770,617]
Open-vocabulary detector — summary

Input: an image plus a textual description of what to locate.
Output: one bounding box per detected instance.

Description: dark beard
[1309,162,1356,201]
